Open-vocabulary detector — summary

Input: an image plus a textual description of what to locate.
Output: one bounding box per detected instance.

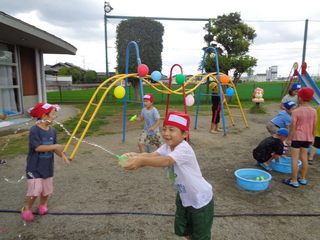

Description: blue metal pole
[122,41,144,142]
[194,47,226,134]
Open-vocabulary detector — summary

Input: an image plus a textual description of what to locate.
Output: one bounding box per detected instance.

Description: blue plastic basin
[308,146,320,154]
[271,157,301,174]
[234,168,272,191]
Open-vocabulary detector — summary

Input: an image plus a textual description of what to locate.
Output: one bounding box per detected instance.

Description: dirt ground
[1,103,320,240]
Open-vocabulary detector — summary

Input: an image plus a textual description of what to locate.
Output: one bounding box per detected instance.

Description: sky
[2,0,320,78]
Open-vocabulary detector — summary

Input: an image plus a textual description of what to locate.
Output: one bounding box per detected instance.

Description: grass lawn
[0,99,274,158]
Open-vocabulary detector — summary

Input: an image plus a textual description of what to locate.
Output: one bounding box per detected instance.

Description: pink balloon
[185,95,195,106]
[137,64,149,76]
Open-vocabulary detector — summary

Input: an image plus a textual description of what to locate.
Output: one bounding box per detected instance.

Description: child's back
[283,87,316,188]
[291,105,316,141]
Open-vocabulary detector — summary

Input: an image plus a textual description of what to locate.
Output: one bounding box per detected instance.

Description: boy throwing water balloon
[121,111,214,240]
[21,103,70,222]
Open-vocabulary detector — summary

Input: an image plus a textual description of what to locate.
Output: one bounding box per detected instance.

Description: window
[0,42,22,114]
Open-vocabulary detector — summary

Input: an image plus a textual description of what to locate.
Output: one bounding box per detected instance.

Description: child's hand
[62,155,71,165]
[55,144,65,152]
[148,127,155,132]
[122,152,138,157]
[122,156,142,170]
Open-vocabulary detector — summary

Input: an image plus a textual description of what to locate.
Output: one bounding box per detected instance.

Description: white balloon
[186,95,195,106]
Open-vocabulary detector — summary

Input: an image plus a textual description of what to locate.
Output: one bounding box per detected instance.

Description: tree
[57,67,69,76]
[45,70,55,75]
[116,17,164,100]
[84,70,98,82]
[68,67,83,83]
[203,12,258,85]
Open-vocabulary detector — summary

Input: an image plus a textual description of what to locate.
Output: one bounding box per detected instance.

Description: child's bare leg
[264,156,273,166]
[299,147,309,180]
[215,123,222,132]
[309,146,317,161]
[290,148,300,182]
[25,196,37,210]
[210,123,216,133]
[138,142,146,153]
[209,123,215,132]
[39,195,49,205]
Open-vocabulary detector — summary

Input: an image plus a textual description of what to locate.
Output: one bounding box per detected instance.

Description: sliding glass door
[0,42,22,114]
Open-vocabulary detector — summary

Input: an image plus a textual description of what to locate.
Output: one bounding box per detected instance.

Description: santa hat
[163,111,190,131]
[29,103,59,119]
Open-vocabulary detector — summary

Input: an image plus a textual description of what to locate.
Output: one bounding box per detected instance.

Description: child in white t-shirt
[121,111,214,240]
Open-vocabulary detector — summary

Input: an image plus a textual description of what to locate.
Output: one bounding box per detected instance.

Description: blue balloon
[151,71,162,81]
[226,88,235,97]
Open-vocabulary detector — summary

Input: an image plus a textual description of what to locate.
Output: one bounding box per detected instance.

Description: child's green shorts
[174,192,214,240]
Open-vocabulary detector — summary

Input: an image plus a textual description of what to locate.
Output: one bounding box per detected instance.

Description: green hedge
[47,81,320,103]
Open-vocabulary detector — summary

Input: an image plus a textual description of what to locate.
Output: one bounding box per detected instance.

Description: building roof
[44,62,86,73]
[0,11,77,55]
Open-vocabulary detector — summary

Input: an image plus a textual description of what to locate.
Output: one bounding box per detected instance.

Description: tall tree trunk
[131,80,141,102]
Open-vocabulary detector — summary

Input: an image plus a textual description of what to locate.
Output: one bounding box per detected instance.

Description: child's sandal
[21,206,34,222]
[298,177,307,185]
[282,178,299,188]
[38,204,49,215]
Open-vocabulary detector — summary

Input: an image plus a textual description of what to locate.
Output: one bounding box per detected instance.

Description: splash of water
[27,172,36,195]
[3,175,25,183]
[1,122,29,151]
[52,120,117,156]
[2,119,118,183]
[2,119,117,156]
[27,172,35,179]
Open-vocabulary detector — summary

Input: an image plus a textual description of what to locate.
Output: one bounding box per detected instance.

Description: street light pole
[104,1,113,79]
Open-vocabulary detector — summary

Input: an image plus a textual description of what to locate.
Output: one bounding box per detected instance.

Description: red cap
[143,94,154,102]
[298,87,314,101]
[29,103,57,119]
[163,111,190,131]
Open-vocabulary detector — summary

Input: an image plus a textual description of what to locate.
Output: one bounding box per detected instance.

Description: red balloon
[137,64,149,76]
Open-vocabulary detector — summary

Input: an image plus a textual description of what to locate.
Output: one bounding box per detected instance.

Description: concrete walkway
[0,104,79,137]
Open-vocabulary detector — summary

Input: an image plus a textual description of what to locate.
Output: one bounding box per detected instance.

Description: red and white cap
[29,103,59,119]
[163,111,190,131]
[143,94,154,102]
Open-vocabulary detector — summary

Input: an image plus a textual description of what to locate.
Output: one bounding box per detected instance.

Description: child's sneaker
[38,205,49,215]
[21,207,34,222]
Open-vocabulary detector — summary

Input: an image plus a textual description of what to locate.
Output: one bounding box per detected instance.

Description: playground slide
[297,71,320,105]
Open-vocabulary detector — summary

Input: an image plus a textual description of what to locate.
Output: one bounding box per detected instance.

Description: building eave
[0,11,77,55]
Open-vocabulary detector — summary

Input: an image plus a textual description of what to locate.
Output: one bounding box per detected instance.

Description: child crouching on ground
[253,128,289,171]
[266,101,296,135]
[21,103,70,222]
[121,111,214,240]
